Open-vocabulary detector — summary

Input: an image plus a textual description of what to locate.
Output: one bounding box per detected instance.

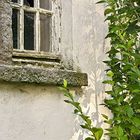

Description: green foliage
[61,80,103,140]
[98,0,140,139]
[61,0,140,139]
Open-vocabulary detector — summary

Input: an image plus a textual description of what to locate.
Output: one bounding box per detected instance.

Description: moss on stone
[0,64,88,87]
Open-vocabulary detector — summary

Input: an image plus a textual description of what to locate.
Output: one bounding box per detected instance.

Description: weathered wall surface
[0,0,110,140]
[61,0,110,139]
[0,0,13,64]
[0,82,76,140]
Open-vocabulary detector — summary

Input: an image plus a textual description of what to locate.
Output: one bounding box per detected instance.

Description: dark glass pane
[12,9,19,49]
[40,14,50,52]
[12,0,18,3]
[40,0,49,9]
[24,0,34,7]
[24,12,34,50]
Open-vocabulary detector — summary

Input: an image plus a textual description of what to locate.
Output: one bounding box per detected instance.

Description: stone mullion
[19,0,24,50]
[35,0,40,51]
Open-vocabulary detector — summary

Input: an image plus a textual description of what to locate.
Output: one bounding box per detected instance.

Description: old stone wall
[0,0,110,140]
[0,0,13,64]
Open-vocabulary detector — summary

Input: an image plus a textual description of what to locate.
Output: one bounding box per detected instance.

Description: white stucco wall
[0,82,76,140]
[61,0,110,139]
[0,0,110,140]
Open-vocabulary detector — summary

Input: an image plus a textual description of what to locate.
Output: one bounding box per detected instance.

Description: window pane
[24,0,34,7]
[40,0,49,9]
[40,14,50,52]
[12,0,18,3]
[24,12,34,50]
[12,9,19,49]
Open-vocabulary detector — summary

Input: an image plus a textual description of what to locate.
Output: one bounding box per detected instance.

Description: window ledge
[13,50,61,62]
[0,64,88,87]
[12,50,63,68]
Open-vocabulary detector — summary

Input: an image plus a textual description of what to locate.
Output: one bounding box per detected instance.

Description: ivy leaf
[91,127,103,140]
[96,0,106,4]
[74,109,79,114]
[105,33,117,38]
[132,89,140,93]
[103,80,114,85]
[104,119,113,125]
[63,79,67,88]
[113,126,124,137]
[127,39,134,48]
[105,15,116,21]
[64,100,72,104]
[132,117,140,127]
[119,135,128,140]
[107,70,114,77]
[105,90,113,94]
[80,124,88,129]
[64,93,70,98]
[118,6,128,14]
[104,99,117,106]
[102,114,108,120]
[104,8,114,16]
[80,124,91,131]
[73,102,80,108]
[116,44,126,50]
[132,53,140,66]
[126,20,140,34]
[117,126,124,136]
[131,67,140,76]
[130,126,140,135]
[80,114,92,125]
[85,137,94,140]
[126,106,134,118]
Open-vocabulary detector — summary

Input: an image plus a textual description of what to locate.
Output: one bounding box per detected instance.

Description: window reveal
[12,0,18,3]
[12,9,19,49]
[11,0,52,52]
[24,11,34,50]
[40,0,49,9]
[24,0,34,7]
[40,14,50,52]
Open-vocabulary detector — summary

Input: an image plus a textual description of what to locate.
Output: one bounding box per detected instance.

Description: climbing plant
[99,0,140,139]
[61,80,103,140]
[61,0,140,140]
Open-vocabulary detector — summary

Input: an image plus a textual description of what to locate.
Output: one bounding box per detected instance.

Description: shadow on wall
[70,54,107,140]
[69,0,110,139]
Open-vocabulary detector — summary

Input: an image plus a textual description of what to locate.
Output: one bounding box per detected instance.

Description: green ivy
[98,0,140,139]
[60,80,103,140]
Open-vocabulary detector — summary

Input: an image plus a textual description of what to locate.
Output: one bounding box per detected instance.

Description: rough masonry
[0,0,13,64]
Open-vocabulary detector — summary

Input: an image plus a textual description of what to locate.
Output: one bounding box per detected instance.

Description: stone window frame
[10,0,62,67]
[0,0,88,87]
[11,0,53,52]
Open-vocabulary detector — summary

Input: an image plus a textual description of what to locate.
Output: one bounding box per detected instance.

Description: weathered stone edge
[0,64,88,87]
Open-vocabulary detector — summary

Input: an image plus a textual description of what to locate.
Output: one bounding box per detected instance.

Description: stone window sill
[0,50,88,87]
[0,64,88,87]
[12,49,62,68]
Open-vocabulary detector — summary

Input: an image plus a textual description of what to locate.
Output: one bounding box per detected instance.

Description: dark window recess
[24,12,34,50]
[24,0,34,7]
[12,9,18,49]
[40,14,50,52]
[12,0,18,3]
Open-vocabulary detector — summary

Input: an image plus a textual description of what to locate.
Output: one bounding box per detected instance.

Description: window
[11,0,53,52]
[0,1,88,86]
